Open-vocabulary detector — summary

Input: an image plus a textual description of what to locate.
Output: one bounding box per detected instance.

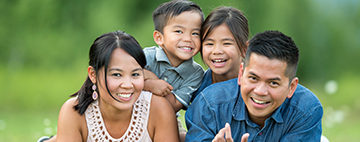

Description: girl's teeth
[117,93,131,98]
[213,59,225,63]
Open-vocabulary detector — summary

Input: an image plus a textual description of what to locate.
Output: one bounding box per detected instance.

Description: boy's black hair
[245,31,299,80]
[72,30,146,115]
[152,0,204,33]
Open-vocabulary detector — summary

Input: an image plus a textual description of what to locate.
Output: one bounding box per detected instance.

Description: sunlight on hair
[324,80,338,95]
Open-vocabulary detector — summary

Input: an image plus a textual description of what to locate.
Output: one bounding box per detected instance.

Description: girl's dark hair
[201,6,249,57]
[71,30,146,115]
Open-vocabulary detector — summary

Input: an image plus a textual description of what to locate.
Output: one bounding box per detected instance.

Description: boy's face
[238,53,298,126]
[155,11,202,66]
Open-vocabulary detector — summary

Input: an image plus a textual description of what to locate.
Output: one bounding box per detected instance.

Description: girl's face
[202,23,242,78]
[96,48,144,111]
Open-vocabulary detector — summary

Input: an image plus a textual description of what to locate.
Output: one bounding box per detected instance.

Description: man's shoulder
[288,84,322,112]
[198,78,239,104]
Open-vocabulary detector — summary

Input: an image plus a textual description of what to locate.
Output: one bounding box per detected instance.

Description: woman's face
[202,23,242,78]
[96,48,144,111]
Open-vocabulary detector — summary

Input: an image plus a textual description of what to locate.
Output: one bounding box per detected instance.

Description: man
[185,31,323,141]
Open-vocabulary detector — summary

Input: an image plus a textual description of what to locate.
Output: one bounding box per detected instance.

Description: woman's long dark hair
[71,30,146,115]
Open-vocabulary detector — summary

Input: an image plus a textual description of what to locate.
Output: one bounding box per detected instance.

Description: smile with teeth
[212,59,227,63]
[116,93,132,98]
[251,97,270,104]
[180,46,192,50]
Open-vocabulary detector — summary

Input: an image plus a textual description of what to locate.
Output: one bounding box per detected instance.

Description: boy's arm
[144,69,174,96]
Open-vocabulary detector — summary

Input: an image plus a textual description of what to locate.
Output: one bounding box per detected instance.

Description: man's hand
[212,123,233,142]
[212,123,249,142]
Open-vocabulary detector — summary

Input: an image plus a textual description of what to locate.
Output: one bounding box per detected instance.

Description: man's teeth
[117,93,131,98]
[252,98,268,104]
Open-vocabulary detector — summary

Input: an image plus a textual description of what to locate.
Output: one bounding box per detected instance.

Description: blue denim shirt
[191,69,213,102]
[143,46,204,108]
[185,79,323,142]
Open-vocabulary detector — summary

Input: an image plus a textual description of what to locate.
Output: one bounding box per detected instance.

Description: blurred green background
[0,0,359,141]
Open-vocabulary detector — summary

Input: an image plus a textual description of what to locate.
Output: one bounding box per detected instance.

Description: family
[39,0,323,141]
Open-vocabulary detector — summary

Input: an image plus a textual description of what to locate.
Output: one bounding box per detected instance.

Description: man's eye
[270,81,280,87]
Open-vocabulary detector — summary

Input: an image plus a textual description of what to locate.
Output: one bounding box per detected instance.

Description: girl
[191,6,249,101]
[56,31,179,142]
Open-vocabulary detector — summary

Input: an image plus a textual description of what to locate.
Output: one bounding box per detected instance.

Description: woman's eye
[132,73,140,77]
[112,73,121,77]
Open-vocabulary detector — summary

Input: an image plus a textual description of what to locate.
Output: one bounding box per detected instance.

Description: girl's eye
[224,42,233,46]
[203,42,214,46]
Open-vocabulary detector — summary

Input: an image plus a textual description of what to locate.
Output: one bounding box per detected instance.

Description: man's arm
[185,93,218,142]
[280,105,323,141]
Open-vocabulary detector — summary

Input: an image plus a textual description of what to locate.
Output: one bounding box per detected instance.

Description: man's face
[239,53,298,126]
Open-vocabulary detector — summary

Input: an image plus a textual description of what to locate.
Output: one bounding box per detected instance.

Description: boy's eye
[203,42,213,46]
[175,30,183,34]
[192,32,200,36]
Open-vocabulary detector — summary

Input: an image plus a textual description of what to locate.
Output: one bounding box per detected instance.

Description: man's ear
[153,30,164,46]
[238,62,244,86]
[88,66,96,84]
[287,77,299,98]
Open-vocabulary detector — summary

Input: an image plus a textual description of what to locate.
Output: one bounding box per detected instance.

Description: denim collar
[154,47,194,78]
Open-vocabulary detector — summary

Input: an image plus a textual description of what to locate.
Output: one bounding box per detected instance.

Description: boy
[186,31,323,141]
[143,0,204,112]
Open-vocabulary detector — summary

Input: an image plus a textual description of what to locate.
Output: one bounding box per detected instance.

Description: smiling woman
[41,30,179,142]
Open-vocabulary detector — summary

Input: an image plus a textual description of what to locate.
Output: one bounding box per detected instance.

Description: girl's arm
[56,97,86,142]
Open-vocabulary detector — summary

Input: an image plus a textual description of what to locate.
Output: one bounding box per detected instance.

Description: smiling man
[185,31,323,142]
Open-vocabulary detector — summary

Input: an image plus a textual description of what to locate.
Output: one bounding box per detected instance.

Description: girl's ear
[153,30,164,46]
[238,62,244,86]
[88,66,96,84]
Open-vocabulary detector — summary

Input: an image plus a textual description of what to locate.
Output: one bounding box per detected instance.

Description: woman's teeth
[117,93,131,98]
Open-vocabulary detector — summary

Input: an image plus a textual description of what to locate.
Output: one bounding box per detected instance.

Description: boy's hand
[144,79,173,96]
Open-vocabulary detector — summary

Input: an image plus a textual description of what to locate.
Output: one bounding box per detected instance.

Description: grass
[1,66,359,141]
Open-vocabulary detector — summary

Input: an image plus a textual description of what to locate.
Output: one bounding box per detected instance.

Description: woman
[55,30,179,142]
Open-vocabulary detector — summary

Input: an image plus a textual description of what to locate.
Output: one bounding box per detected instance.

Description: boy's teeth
[252,98,268,104]
[117,93,131,98]
[181,47,192,50]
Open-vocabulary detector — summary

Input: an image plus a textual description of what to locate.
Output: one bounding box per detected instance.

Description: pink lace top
[85,91,152,142]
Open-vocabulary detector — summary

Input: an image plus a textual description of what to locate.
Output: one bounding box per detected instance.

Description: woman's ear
[88,66,96,84]
[153,30,164,46]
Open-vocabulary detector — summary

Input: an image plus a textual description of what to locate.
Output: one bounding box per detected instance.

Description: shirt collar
[155,47,195,78]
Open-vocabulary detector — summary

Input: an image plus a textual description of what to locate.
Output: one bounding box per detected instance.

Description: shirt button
[164,77,168,81]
